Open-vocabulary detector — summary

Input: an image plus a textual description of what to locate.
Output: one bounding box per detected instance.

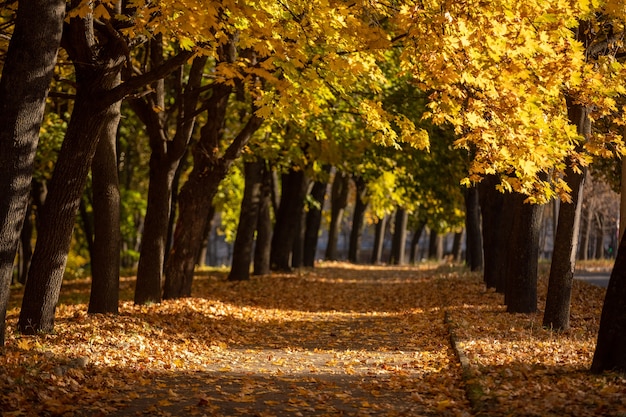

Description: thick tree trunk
[133,55,206,304]
[269,168,310,271]
[348,176,368,264]
[88,81,122,314]
[19,8,139,332]
[325,171,350,261]
[303,175,329,267]
[505,192,543,314]
[228,160,264,281]
[253,165,273,275]
[464,185,484,271]
[479,175,509,292]
[17,202,33,285]
[543,102,589,330]
[389,208,408,265]
[19,89,121,333]
[0,0,64,345]
[371,216,387,264]
[163,83,263,298]
[591,230,626,373]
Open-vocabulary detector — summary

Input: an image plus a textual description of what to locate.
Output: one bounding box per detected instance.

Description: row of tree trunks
[0,0,66,345]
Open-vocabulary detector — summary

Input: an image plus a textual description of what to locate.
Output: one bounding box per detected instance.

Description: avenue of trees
[1,0,626,374]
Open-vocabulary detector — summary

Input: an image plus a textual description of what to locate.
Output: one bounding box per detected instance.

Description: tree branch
[102,49,195,105]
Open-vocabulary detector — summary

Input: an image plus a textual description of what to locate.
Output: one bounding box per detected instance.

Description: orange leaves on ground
[1,262,623,416]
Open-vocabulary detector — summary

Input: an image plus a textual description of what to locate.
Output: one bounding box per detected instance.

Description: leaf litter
[0,262,623,416]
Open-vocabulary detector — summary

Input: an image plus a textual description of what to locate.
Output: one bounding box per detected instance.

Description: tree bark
[348,176,368,264]
[88,75,122,314]
[371,216,387,264]
[389,208,408,265]
[591,229,626,373]
[464,185,484,271]
[19,13,128,332]
[291,209,307,269]
[0,0,65,345]
[269,168,310,271]
[163,81,263,298]
[253,164,273,275]
[452,230,463,262]
[409,221,426,264]
[505,192,543,314]
[228,160,264,281]
[303,175,329,267]
[133,55,206,304]
[428,229,442,261]
[325,171,350,261]
[543,101,589,330]
[479,175,509,292]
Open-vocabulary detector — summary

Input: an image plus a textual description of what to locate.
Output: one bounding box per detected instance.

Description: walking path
[3,263,623,416]
[107,265,473,416]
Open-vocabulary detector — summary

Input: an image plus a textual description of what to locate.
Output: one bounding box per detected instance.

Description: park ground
[1,262,625,416]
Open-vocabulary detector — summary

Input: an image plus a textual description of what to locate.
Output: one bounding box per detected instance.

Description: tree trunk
[291,209,307,269]
[163,80,263,298]
[88,78,122,314]
[505,192,543,314]
[19,19,127,332]
[348,176,368,264]
[579,204,592,260]
[228,160,264,281]
[409,221,426,264]
[17,201,34,285]
[543,101,589,330]
[479,175,509,292]
[269,168,310,271]
[133,55,206,304]
[0,0,65,345]
[428,229,442,260]
[591,229,626,373]
[371,216,387,264]
[452,230,463,262]
[253,164,273,275]
[325,171,349,261]
[464,185,484,271]
[303,174,329,267]
[389,208,408,265]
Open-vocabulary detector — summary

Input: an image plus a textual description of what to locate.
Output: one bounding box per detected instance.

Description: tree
[325,171,350,261]
[132,48,207,304]
[348,175,368,263]
[591,229,626,373]
[0,0,65,345]
[18,2,194,333]
[228,159,266,281]
[88,71,122,314]
[269,167,310,271]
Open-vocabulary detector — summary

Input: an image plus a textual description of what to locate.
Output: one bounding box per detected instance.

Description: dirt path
[107,265,474,416]
[3,264,477,416]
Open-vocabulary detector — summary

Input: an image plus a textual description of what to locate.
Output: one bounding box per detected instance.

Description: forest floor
[1,261,625,416]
